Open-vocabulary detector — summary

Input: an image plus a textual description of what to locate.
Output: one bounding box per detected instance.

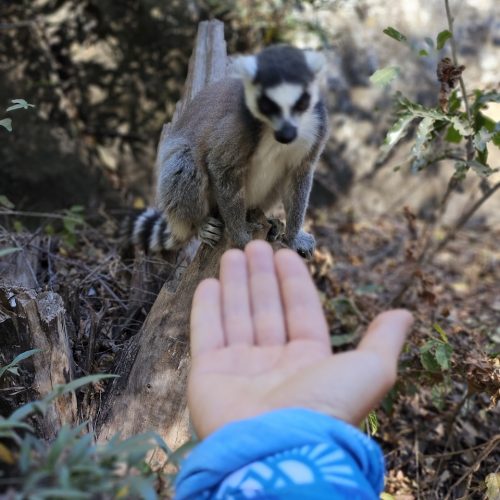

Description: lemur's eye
[258,94,280,116]
[293,92,310,113]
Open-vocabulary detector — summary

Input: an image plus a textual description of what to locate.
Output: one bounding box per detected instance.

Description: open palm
[189,241,413,439]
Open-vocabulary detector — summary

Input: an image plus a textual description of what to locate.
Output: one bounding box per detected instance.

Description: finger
[190,278,224,356]
[278,349,402,426]
[275,249,329,346]
[245,240,286,345]
[220,249,254,345]
[357,309,413,369]
[330,310,412,424]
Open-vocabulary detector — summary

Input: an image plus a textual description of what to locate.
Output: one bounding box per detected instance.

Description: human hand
[188,240,413,439]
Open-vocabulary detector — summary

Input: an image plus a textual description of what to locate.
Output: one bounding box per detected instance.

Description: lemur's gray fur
[129,45,328,258]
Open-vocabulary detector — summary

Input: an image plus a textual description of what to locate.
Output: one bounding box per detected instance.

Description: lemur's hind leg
[157,143,210,249]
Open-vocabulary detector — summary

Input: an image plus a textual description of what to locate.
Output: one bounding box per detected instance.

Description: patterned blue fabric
[174,408,384,499]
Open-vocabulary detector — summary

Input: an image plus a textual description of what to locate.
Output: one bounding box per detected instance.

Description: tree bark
[0,238,76,439]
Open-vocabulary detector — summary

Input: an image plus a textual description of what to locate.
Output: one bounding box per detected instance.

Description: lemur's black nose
[275,122,297,144]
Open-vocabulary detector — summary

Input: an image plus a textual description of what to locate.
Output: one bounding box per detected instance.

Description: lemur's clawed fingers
[266,218,285,242]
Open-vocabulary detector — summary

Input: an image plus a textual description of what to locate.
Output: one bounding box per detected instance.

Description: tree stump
[0,238,76,439]
[95,20,250,449]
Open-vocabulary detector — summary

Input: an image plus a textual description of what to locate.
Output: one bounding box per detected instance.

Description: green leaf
[383,114,414,152]
[396,96,472,134]
[435,343,452,370]
[369,66,400,87]
[9,400,48,421]
[485,473,500,500]
[410,116,435,171]
[355,284,384,295]
[0,195,14,208]
[449,116,473,136]
[9,349,39,365]
[367,410,378,435]
[165,438,198,467]
[475,90,500,107]
[381,493,396,500]
[6,99,35,112]
[0,247,21,258]
[444,124,462,143]
[9,374,116,424]
[467,160,495,177]
[330,332,359,347]
[128,477,157,500]
[383,26,407,43]
[420,349,440,372]
[67,433,93,465]
[436,30,452,50]
[0,419,34,432]
[448,90,461,113]
[55,374,117,395]
[46,424,86,469]
[46,425,74,469]
[431,383,447,410]
[419,339,435,354]
[475,114,500,147]
[28,488,89,499]
[418,49,429,57]
[0,118,12,131]
[0,348,40,379]
[13,220,24,233]
[433,323,449,343]
[19,435,36,473]
[474,127,494,152]
[148,431,173,456]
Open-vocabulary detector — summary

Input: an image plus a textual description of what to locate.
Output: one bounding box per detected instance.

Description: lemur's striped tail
[122,208,181,253]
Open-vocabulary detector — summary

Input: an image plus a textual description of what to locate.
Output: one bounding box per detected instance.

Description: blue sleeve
[174,408,385,499]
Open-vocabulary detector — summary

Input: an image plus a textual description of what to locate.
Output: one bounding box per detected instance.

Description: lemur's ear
[231,55,257,81]
[304,50,326,74]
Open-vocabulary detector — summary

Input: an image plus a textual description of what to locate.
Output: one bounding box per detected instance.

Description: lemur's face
[251,82,318,144]
[233,46,325,145]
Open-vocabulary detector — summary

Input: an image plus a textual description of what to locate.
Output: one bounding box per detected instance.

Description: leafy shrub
[0,99,35,133]
[0,352,182,499]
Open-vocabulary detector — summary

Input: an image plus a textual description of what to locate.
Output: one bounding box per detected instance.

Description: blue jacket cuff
[174,408,384,499]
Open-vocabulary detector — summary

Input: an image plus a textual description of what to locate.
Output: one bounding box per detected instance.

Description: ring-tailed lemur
[128,44,328,258]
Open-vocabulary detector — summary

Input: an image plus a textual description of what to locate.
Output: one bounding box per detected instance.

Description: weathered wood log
[0,237,40,289]
[95,20,232,448]
[0,238,76,439]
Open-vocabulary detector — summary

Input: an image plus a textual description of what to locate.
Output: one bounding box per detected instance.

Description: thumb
[357,309,414,375]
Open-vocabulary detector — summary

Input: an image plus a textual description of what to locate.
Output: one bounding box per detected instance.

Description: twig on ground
[427,180,500,261]
[434,389,471,485]
[389,178,500,306]
[443,434,500,500]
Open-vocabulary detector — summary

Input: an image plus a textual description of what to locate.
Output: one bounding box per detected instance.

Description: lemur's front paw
[285,230,316,259]
[246,221,263,233]
[266,218,285,242]
[231,230,253,249]
[229,222,263,249]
